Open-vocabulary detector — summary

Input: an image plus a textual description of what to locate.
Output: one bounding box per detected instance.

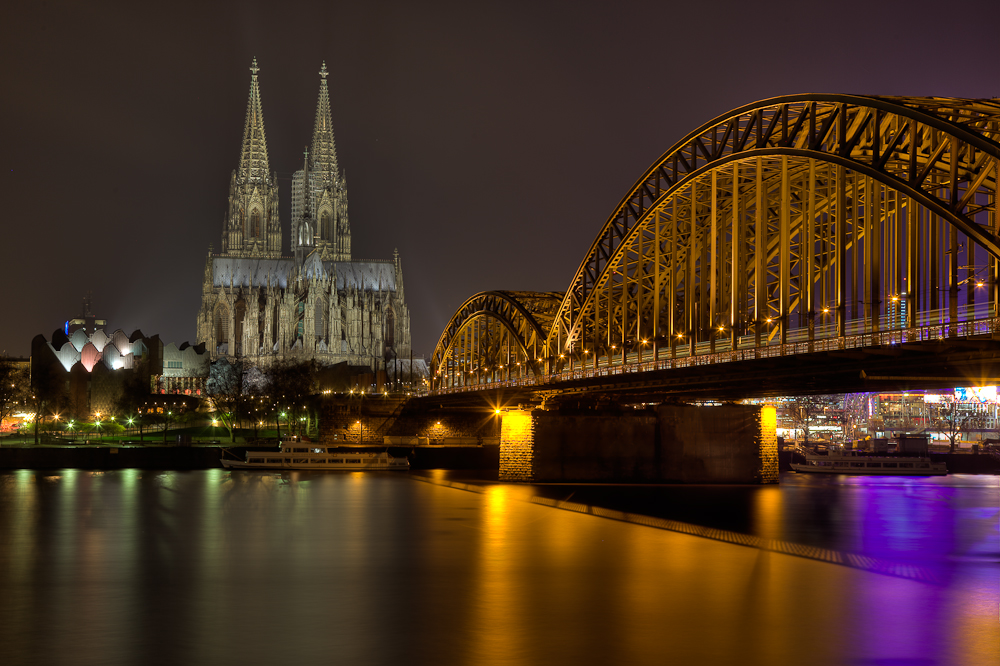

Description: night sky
[2,0,997,359]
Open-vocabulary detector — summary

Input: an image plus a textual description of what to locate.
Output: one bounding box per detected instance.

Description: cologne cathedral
[196,59,412,370]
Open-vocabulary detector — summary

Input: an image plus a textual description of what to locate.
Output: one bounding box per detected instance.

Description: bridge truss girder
[430,95,1000,392]
[431,291,561,388]
[547,94,1000,367]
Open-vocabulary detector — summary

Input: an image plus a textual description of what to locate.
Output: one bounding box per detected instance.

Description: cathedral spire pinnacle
[238,57,270,183]
[310,61,338,185]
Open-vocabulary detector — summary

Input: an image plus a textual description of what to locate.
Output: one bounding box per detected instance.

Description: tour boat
[221,443,409,471]
[790,451,946,476]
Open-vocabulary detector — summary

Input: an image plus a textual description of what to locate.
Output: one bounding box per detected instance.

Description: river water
[0,468,996,666]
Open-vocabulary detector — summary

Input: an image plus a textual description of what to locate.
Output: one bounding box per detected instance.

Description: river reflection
[0,469,996,665]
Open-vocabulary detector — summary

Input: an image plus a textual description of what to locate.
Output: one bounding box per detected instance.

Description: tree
[790,395,826,448]
[0,356,28,431]
[244,365,270,440]
[207,358,253,443]
[944,398,975,453]
[268,359,315,437]
[29,359,66,444]
[115,359,152,441]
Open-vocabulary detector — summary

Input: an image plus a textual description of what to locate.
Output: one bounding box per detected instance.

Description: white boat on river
[221,442,409,471]
[790,451,946,476]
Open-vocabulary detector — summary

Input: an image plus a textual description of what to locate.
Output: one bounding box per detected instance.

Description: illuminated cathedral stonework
[197,59,411,369]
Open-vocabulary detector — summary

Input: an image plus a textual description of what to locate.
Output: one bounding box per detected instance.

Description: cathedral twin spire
[238,58,270,184]
[310,62,339,187]
[224,58,348,260]
[237,58,339,190]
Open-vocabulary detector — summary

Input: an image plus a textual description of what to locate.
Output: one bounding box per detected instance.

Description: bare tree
[268,359,315,438]
[28,359,66,445]
[206,358,256,443]
[0,357,29,435]
[115,358,152,441]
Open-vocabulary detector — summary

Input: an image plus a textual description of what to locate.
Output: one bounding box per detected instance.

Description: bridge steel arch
[431,291,562,387]
[546,95,1000,365]
[432,94,1000,391]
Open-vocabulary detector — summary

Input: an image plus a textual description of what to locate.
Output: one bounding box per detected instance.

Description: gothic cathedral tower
[198,59,414,375]
[291,62,351,262]
[221,58,281,257]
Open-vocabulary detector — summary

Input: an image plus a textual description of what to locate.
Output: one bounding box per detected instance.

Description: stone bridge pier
[500,403,778,484]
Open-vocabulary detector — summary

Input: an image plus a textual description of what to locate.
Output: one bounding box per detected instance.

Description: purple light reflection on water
[853,476,957,563]
[777,474,999,567]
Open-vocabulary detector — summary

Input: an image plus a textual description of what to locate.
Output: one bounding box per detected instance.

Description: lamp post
[163,410,171,445]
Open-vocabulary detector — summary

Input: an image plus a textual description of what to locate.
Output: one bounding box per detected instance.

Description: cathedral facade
[197,59,412,370]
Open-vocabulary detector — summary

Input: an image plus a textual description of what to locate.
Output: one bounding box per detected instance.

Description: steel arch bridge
[431,94,1000,395]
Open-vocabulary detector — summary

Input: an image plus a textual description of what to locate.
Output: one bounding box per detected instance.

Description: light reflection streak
[470,485,524,665]
[0,470,995,665]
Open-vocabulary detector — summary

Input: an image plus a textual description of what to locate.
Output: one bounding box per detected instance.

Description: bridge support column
[499,409,535,482]
[499,404,778,484]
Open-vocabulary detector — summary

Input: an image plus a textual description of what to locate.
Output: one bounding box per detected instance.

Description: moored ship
[790,451,946,475]
[221,442,409,471]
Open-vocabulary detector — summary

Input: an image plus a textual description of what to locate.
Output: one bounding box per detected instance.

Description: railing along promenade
[430,309,1000,396]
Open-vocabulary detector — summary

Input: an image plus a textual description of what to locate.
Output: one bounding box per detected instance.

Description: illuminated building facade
[30,301,212,419]
[197,59,411,371]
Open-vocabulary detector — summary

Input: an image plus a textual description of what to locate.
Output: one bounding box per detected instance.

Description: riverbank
[0,443,499,470]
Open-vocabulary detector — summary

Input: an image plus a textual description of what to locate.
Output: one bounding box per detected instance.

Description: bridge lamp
[676,333,684,339]
[718,326,725,333]
[559,354,565,359]
[765,318,773,324]
[641,339,648,345]
[822,308,830,314]
[977,281,985,288]
[495,409,501,415]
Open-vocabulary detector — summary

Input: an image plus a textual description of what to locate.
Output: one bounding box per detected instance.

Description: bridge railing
[429,313,1000,395]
